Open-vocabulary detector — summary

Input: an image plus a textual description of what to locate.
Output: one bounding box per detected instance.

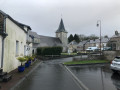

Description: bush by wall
[37,46,63,56]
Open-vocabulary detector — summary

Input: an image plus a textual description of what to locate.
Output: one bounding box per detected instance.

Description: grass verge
[64,60,110,65]
[61,53,77,55]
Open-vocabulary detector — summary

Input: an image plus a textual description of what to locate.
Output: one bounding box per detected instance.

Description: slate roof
[78,40,88,46]
[78,38,109,46]
[95,38,109,43]
[28,31,40,38]
[56,18,67,33]
[68,40,78,45]
[38,35,62,47]
[0,10,31,32]
[28,31,62,48]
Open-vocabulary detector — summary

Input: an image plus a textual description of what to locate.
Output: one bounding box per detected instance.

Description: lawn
[64,60,110,65]
[61,53,77,55]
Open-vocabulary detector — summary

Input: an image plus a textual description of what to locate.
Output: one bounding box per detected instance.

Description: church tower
[56,18,68,47]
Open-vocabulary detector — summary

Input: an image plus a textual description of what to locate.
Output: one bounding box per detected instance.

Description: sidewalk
[0,60,41,90]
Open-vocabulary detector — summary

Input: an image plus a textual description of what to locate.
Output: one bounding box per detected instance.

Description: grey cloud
[0,0,120,37]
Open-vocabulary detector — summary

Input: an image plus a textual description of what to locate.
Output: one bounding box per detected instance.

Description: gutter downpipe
[1,16,7,69]
[1,37,5,68]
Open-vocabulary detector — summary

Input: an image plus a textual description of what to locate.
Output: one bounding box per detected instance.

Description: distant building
[77,40,89,51]
[87,38,109,49]
[28,18,68,53]
[68,40,78,53]
[75,38,109,52]
[28,31,62,53]
[56,18,68,52]
[27,31,40,54]
[108,30,120,50]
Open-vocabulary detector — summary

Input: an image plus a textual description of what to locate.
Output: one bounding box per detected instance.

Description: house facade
[68,40,78,53]
[0,10,31,72]
[27,31,40,55]
[107,31,120,50]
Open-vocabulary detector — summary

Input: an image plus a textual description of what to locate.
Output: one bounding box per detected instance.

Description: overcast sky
[0,0,120,37]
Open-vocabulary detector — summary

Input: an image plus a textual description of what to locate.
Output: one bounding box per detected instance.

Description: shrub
[24,56,34,61]
[37,46,63,56]
[37,47,42,55]
[17,57,27,66]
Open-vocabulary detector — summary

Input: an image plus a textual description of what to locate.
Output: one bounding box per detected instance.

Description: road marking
[63,65,89,90]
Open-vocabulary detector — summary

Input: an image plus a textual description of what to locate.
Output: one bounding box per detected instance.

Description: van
[86,47,98,51]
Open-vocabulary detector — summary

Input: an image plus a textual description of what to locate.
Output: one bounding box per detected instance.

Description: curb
[65,62,110,66]
[10,61,42,90]
[63,65,89,90]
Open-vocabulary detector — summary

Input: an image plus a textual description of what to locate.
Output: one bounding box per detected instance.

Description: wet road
[16,57,81,90]
[69,64,119,90]
[16,57,119,90]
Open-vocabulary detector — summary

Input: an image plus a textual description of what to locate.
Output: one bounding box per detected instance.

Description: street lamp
[97,20,102,55]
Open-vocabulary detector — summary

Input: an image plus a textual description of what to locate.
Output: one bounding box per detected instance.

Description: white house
[0,10,32,72]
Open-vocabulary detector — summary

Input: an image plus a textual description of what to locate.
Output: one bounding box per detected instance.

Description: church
[29,18,68,53]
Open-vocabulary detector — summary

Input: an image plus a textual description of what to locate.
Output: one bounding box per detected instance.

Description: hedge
[37,46,63,55]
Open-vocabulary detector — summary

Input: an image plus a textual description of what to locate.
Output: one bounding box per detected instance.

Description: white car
[86,47,98,51]
[110,56,120,73]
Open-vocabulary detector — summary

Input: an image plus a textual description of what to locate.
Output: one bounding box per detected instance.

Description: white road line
[64,65,89,90]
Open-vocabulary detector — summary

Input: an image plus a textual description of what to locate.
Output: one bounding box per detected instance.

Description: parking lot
[68,64,118,90]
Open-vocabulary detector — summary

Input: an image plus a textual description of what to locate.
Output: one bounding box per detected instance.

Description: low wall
[103,50,120,61]
[73,55,104,61]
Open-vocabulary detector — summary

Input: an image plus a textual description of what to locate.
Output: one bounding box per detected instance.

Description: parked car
[110,56,120,73]
[86,47,98,51]
[103,47,111,50]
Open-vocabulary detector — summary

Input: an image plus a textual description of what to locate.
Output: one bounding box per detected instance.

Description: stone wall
[73,55,105,61]
[103,50,120,61]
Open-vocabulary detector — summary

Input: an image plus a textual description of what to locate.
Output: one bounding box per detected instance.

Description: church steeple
[56,18,67,33]
[55,18,68,52]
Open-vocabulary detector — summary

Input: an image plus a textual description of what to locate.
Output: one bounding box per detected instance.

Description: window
[16,41,19,56]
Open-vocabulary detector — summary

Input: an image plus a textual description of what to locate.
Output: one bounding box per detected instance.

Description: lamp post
[97,20,101,55]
